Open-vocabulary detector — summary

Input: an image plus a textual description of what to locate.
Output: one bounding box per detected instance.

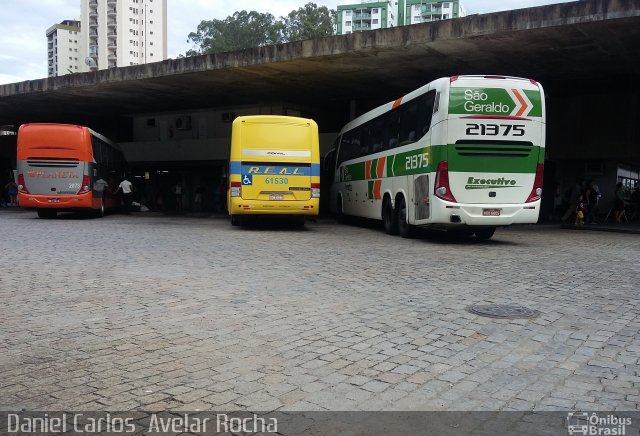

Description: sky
[0,0,569,85]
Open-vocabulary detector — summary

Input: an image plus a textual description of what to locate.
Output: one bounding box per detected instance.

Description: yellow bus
[228,115,320,226]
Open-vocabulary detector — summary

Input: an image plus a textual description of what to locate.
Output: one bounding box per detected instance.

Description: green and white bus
[327,75,546,239]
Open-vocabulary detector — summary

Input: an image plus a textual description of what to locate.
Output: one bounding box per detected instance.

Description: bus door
[413,174,431,222]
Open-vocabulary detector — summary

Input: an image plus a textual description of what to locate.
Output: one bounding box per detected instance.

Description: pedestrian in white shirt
[115,175,134,215]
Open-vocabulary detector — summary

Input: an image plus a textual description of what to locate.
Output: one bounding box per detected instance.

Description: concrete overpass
[1,0,639,128]
[1,0,639,212]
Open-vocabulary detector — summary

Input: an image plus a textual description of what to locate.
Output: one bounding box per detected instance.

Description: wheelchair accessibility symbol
[242,174,253,185]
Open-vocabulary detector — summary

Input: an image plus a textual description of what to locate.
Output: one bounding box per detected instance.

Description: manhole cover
[467,304,540,319]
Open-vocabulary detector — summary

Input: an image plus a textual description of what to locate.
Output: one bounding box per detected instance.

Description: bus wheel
[37,209,57,219]
[475,227,496,240]
[382,197,398,235]
[336,195,346,222]
[97,197,106,218]
[292,216,305,227]
[230,215,241,226]
[396,197,414,238]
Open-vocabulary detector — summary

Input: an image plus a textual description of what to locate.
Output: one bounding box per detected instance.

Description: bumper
[18,192,93,209]
[428,199,541,226]
[229,198,319,216]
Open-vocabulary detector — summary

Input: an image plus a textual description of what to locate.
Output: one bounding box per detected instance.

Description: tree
[281,3,336,42]
[186,10,283,55]
[183,4,336,57]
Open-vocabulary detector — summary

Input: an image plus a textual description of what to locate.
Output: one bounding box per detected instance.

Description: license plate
[269,194,284,201]
[483,208,501,216]
[48,198,60,203]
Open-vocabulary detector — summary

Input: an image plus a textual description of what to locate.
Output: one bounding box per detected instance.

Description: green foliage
[185,3,336,57]
[186,10,283,55]
[282,3,336,42]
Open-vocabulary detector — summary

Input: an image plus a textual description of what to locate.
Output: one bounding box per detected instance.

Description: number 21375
[465,123,525,136]
[406,153,429,170]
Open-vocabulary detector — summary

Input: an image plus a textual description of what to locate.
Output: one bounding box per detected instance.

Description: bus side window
[383,109,400,151]
[398,99,419,146]
[322,148,336,173]
[416,90,436,139]
[337,130,355,166]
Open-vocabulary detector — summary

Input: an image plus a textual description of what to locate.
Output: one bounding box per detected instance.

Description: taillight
[526,163,544,203]
[17,174,29,194]
[311,183,320,198]
[434,161,457,203]
[77,175,90,194]
[450,76,459,83]
[230,181,241,197]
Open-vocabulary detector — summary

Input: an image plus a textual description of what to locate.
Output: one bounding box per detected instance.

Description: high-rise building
[399,0,466,26]
[79,0,167,70]
[46,20,83,77]
[336,0,466,35]
[337,1,396,35]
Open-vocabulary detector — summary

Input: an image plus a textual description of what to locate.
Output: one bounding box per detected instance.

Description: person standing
[585,180,599,224]
[562,178,582,223]
[194,184,204,212]
[115,175,134,215]
[4,179,18,207]
[614,182,626,223]
[174,182,183,212]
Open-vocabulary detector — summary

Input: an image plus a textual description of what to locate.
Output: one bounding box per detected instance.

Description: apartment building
[400,0,466,25]
[46,20,82,77]
[48,0,168,75]
[80,0,167,70]
[337,1,396,34]
[337,0,466,34]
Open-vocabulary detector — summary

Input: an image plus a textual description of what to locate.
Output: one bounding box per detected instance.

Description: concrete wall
[547,87,639,161]
[120,104,339,162]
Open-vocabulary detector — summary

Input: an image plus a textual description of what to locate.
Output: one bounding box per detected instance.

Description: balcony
[89,11,98,18]
[107,31,117,39]
[89,20,98,28]
[107,0,116,6]
[354,13,371,20]
[353,23,372,31]
[107,9,116,17]
[89,0,97,6]
[108,53,117,61]
[107,20,117,28]
[107,41,117,49]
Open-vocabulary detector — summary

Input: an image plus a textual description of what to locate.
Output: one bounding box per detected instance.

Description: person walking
[115,175,134,215]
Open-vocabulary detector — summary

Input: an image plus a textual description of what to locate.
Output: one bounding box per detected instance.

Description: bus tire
[397,196,414,238]
[37,209,57,219]
[292,216,305,227]
[475,227,496,240]
[382,196,398,235]
[230,215,241,226]
[336,195,346,222]
[97,196,106,218]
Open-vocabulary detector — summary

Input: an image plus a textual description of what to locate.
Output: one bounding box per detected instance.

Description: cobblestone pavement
[0,210,638,412]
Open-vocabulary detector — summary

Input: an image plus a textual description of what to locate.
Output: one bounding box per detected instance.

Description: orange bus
[17,123,125,218]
